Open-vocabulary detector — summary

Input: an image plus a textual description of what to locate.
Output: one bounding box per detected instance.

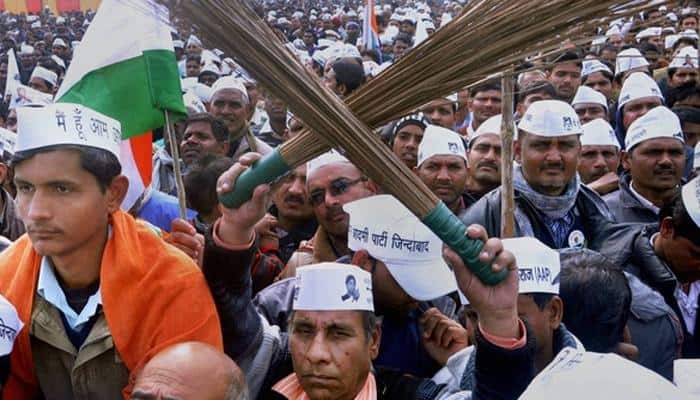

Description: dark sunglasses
[309,177,366,206]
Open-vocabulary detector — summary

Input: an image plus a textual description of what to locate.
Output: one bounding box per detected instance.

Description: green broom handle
[218,149,291,209]
[423,202,508,286]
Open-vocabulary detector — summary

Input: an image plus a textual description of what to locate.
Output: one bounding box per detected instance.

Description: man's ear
[621,150,631,171]
[0,163,8,184]
[514,137,523,164]
[338,83,348,96]
[105,175,129,213]
[548,296,564,330]
[369,322,382,360]
[351,250,373,272]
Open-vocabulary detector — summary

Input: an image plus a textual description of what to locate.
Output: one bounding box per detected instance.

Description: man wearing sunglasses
[281,150,378,279]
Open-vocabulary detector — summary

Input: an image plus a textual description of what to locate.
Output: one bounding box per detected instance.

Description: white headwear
[56,16,66,25]
[344,195,458,301]
[188,83,213,104]
[0,127,16,157]
[172,39,184,49]
[417,125,467,167]
[293,263,374,312]
[210,76,248,103]
[615,48,650,77]
[680,29,699,41]
[665,34,680,50]
[307,149,351,178]
[17,103,122,161]
[605,25,622,37]
[502,237,560,295]
[694,142,700,169]
[683,176,700,229]
[52,38,67,48]
[0,295,22,357]
[617,72,664,110]
[19,44,34,55]
[51,55,66,69]
[635,27,662,42]
[581,119,619,149]
[669,46,698,70]
[520,352,694,400]
[71,41,80,49]
[626,106,684,151]
[571,86,608,111]
[581,59,612,77]
[30,66,58,87]
[473,114,503,138]
[518,100,583,137]
[667,12,678,22]
[30,21,41,29]
[199,63,221,76]
[183,91,206,115]
[186,34,202,47]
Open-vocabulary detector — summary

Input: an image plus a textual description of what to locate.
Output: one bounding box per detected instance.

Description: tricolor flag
[362,0,382,62]
[0,0,102,13]
[55,0,185,210]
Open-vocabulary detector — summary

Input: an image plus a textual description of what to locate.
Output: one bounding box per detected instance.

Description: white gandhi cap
[669,46,698,70]
[580,119,620,149]
[306,149,352,179]
[615,48,650,77]
[517,100,583,137]
[571,86,608,111]
[210,76,249,103]
[417,124,466,167]
[344,195,458,301]
[625,106,684,151]
[293,263,374,312]
[581,59,612,77]
[617,72,664,110]
[682,176,700,229]
[503,237,560,295]
[17,103,122,161]
[30,66,58,87]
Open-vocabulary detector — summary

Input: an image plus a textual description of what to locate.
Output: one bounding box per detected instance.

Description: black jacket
[602,172,659,224]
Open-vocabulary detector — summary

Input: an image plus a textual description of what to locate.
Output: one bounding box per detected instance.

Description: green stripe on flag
[57,49,185,139]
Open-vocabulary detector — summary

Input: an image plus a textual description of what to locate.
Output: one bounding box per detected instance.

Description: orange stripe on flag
[130,132,153,189]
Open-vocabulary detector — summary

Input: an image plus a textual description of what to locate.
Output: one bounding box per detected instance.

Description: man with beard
[388,113,427,169]
[546,52,582,103]
[465,114,503,203]
[209,76,272,161]
[180,113,230,171]
[414,125,470,216]
[578,119,621,196]
[465,82,502,138]
[283,151,378,278]
[604,107,686,224]
[461,100,614,250]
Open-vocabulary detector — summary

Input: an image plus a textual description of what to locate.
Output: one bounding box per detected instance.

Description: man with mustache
[180,113,230,171]
[578,119,621,196]
[465,114,504,203]
[282,151,378,278]
[461,100,614,250]
[209,76,272,162]
[414,125,470,217]
[604,107,686,224]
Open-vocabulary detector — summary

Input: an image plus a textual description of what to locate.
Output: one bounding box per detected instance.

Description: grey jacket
[602,172,659,224]
[459,184,614,250]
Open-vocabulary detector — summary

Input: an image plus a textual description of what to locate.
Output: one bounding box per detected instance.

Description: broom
[182,0,672,210]
[178,0,669,285]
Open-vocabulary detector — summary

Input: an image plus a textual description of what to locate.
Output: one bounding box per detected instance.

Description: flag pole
[500,69,515,238]
[164,110,188,220]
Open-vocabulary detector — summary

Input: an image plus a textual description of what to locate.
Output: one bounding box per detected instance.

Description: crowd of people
[0,0,697,399]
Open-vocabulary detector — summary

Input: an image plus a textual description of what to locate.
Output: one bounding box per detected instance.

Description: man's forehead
[473,90,501,99]
[634,137,685,151]
[293,310,364,327]
[470,134,501,147]
[307,162,359,186]
[581,144,618,153]
[524,132,581,144]
[210,89,245,103]
[552,62,581,72]
[422,154,467,166]
[573,103,605,110]
[624,96,662,109]
[185,120,212,133]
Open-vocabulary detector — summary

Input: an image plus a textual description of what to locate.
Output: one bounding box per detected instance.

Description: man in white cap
[636,27,664,49]
[461,100,614,250]
[460,237,583,393]
[604,106,686,224]
[578,119,621,196]
[51,37,70,62]
[571,85,608,124]
[28,65,58,95]
[415,125,470,217]
[668,46,698,88]
[202,154,534,398]
[186,34,203,57]
[0,103,223,398]
[464,114,503,203]
[546,52,582,102]
[420,93,459,130]
[209,75,272,161]
[581,59,614,104]
[614,72,665,149]
[283,151,378,276]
